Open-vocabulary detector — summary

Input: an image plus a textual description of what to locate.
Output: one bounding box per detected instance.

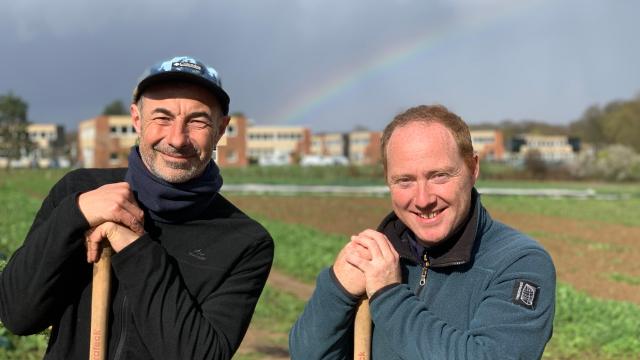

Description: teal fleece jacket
[289,191,555,359]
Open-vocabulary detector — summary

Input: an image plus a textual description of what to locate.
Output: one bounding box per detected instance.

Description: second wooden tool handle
[354,297,372,360]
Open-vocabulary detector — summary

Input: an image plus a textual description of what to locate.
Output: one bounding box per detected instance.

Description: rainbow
[273,1,540,125]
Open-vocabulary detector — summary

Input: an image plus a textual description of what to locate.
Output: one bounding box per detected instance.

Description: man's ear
[131,103,142,134]
[472,153,480,182]
[214,115,231,143]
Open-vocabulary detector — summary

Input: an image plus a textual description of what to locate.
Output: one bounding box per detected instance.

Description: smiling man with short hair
[290,104,556,360]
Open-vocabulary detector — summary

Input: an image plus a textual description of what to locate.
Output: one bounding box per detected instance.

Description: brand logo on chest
[188,249,207,261]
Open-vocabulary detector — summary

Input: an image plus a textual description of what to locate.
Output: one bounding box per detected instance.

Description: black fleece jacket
[0,168,274,359]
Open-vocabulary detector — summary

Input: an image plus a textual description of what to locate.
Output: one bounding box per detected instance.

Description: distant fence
[222,184,602,199]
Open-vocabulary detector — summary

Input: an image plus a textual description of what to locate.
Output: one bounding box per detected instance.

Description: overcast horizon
[1,0,639,133]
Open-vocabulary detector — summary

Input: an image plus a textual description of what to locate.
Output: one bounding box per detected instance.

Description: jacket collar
[378,188,480,268]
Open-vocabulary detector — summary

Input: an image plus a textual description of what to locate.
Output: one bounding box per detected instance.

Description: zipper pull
[419,252,430,286]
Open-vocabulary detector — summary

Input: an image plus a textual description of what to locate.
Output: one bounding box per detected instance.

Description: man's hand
[85,221,140,263]
[345,229,401,298]
[78,182,145,235]
[333,239,371,297]
[79,182,145,263]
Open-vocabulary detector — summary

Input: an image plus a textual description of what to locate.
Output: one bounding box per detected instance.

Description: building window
[226,150,238,163]
[110,126,118,134]
[121,126,128,134]
[226,125,237,137]
[109,152,120,165]
[249,133,274,140]
[81,127,95,139]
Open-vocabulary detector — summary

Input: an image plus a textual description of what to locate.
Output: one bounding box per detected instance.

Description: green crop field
[1,168,639,359]
[0,170,58,358]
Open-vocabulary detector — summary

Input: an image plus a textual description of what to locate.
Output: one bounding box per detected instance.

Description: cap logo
[172,61,203,73]
[134,56,229,115]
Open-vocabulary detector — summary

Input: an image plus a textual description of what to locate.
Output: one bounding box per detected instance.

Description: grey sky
[1,0,638,132]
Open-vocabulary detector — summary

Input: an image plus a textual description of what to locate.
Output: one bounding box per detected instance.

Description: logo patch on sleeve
[512,280,540,310]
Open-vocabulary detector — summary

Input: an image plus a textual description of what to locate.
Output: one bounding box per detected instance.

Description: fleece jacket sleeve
[0,182,90,335]
[110,231,273,360]
[369,248,556,360]
[288,267,360,360]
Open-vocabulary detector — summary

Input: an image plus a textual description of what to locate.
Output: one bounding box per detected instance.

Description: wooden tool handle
[354,297,372,360]
[90,246,112,360]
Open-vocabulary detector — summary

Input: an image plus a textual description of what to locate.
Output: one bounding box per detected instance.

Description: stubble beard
[140,141,207,183]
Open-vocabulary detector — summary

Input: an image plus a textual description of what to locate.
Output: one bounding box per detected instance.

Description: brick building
[470,130,505,161]
[216,114,248,167]
[310,132,348,157]
[77,115,137,168]
[27,123,66,167]
[510,134,579,164]
[347,130,382,165]
[247,125,311,165]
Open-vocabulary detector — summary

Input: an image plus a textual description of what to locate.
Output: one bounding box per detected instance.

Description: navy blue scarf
[125,146,223,223]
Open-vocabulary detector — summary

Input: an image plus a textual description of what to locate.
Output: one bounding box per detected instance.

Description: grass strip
[222,165,385,186]
[252,285,306,334]
[257,218,346,283]
[0,190,43,257]
[0,169,66,198]
[483,195,640,227]
[608,273,640,286]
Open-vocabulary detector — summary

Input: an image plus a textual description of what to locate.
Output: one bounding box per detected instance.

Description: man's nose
[166,120,190,148]
[415,181,436,209]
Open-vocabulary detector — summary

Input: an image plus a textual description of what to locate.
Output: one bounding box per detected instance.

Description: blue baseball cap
[132,56,230,115]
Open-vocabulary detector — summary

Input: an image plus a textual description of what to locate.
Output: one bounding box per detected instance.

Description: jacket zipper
[113,296,128,360]
[416,251,430,295]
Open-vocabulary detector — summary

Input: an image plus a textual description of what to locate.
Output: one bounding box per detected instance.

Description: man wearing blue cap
[0,56,274,359]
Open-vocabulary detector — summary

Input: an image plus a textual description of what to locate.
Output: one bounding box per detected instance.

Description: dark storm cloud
[1,0,639,133]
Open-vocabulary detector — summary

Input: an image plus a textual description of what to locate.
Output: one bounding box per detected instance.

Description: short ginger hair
[380,104,476,175]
